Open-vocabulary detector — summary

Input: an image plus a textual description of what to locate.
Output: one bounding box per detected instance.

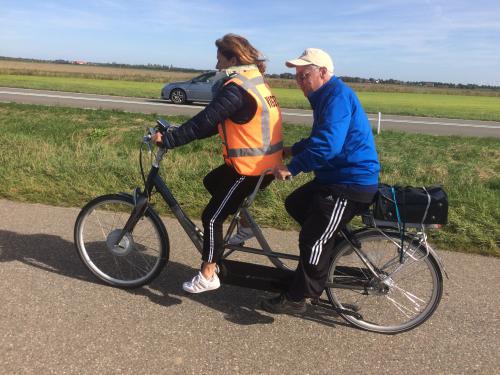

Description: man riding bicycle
[263,48,380,314]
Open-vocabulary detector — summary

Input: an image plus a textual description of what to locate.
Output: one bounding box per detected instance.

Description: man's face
[295,65,326,96]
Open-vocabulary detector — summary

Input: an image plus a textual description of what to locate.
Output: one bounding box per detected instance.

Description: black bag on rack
[373,184,448,225]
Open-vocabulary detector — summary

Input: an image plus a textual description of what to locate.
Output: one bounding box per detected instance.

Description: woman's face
[216,50,237,70]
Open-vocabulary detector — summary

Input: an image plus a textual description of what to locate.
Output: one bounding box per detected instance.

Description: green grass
[358,91,500,121]
[2,74,500,121]
[0,102,498,256]
[0,74,161,98]
[272,88,500,121]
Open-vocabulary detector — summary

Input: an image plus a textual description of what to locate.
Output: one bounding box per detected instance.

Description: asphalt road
[0,199,498,374]
[1,87,500,138]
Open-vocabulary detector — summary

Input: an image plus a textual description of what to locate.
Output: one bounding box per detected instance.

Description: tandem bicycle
[74,119,447,334]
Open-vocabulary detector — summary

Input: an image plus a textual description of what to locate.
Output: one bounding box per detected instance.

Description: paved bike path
[0,199,498,374]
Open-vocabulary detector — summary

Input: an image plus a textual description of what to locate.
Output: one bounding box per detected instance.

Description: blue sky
[1,0,499,85]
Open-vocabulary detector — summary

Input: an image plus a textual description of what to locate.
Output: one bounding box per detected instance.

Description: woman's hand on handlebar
[151,131,164,147]
[272,164,292,181]
[151,130,175,149]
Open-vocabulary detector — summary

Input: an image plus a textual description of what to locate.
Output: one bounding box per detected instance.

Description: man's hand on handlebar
[272,164,292,181]
[282,146,293,159]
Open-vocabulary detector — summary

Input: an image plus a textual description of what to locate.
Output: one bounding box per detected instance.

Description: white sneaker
[182,271,220,294]
[228,225,255,245]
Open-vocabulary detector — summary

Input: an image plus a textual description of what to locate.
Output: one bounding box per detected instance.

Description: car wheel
[170,89,187,104]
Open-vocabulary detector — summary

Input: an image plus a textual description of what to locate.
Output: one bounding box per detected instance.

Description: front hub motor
[106,229,135,256]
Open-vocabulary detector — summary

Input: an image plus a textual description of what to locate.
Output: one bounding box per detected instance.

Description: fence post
[377,112,382,135]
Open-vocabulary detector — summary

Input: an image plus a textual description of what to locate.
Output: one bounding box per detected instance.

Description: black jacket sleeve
[165,83,246,148]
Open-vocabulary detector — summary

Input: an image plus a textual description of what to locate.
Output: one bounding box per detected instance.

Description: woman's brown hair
[215,33,266,74]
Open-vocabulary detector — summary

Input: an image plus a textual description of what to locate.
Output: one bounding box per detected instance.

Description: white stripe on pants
[207,176,245,262]
[309,197,347,265]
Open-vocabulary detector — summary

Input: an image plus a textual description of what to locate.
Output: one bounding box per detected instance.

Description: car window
[205,72,217,82]
[193,72,216,83]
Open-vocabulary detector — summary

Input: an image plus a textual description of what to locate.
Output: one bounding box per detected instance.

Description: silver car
[161,71,226,104]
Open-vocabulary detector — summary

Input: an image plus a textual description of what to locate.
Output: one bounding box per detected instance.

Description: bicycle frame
[116,125,447,290]
[115,146,300,271]
[75,123,447,333]
[117,145,438,282]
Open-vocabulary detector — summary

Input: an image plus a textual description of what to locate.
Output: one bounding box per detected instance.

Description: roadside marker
[377,112,382,134]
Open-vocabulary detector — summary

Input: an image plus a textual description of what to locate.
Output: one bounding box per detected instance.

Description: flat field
[1,60,500,121]
[0,60,194,82]
[3,60,499,96]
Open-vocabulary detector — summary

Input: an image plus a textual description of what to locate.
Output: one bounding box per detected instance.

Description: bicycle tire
[326,229,443,334]
[74,194,169,288]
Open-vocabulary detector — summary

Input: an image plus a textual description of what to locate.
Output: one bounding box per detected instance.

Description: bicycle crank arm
[313,297,364,320]
[333,307,363,320]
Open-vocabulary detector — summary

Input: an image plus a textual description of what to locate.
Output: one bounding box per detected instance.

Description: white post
[377,112,382,134]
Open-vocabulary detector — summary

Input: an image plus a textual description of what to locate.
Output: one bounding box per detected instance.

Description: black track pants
[285,181,370,301]
[201,164,272,264]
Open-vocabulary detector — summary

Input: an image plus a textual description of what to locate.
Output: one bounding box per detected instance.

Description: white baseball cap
[286,48,334,74]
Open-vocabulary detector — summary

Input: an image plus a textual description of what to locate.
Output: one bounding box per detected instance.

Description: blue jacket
[287,76,380,186]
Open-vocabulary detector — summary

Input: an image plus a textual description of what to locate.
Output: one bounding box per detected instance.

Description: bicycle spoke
[391,283,426,306]
[94,212,108,240]
[379,254,400,272]
[326,231,442,333]
[111,254,125,280]
[122,257,152,276]
[76,196,167,287]
[133,247,156,271]
[385,295,415,319]
[389,262,430,283]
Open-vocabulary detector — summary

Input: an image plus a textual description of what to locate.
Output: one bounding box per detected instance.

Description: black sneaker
[261,294,306,314]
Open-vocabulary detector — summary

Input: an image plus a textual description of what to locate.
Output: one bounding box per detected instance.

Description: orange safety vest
[217,68,283,176]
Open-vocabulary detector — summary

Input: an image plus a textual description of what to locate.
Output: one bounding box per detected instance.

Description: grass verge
[272,88,500,121]
[0,102,498,256]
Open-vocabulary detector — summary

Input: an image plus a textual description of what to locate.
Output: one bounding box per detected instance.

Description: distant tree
[0,55,498,90]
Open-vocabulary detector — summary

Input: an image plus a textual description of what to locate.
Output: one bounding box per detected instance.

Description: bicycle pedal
[310,297,320,305]
[309,297,333,308]
[334,306,363,320]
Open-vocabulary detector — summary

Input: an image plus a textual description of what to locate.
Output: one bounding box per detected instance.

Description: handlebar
[156,118,172,132]
[243,168,292,208]
[143,118,176,147]
[142,118,293,182]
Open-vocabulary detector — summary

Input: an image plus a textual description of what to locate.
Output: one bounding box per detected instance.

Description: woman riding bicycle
[152,33,283,293]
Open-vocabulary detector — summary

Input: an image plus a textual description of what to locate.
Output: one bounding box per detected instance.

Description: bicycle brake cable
[139,141,147,190]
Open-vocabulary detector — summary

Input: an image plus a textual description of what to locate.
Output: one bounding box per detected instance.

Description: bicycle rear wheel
[326,230,443,334]
[74,194,169,288]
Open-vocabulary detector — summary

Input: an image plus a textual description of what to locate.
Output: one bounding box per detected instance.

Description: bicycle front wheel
[74,194,169,288]
[326,230,443,334]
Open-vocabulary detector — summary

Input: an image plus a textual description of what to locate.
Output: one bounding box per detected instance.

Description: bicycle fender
[423,243,449,279]
[116,192,134,200]
[116,191,159,218]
